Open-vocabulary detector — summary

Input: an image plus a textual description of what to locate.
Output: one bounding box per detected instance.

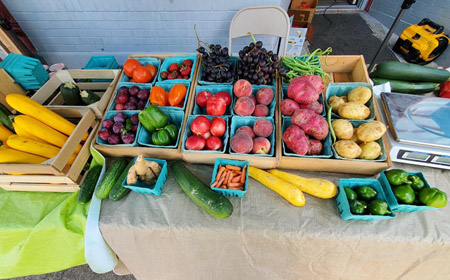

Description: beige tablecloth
[99,163,450,280]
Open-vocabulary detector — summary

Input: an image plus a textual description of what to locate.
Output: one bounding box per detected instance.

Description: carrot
[231,176,241,183]
[226,165,241,171]
[217,177,225,187]
[211,180,218,188]
[220,185,227,189]
[216,166,226,180]
[224,170,230,186]
[228,182,243,188]
[240,166,247,183]
[227,173,234,185]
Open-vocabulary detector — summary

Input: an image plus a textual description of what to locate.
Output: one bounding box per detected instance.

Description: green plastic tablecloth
[0,188,89,279]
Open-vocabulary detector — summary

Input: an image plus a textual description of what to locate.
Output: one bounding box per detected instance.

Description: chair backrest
[228,5,290,55]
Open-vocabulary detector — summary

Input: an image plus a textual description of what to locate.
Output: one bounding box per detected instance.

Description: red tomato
[144,64,158,82]
[196,91,212,108]
[206,96,227,116]
[190,116,210,136]
[185,135,206,150]
[439,81,450,98]
[210,117,226,137]
[205,136,223,151]
[133,66,152,83]
[123,59,141,77]
[215,91,231,106]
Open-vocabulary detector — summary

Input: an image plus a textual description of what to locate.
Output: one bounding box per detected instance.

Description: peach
[248,94,256,104]
[253,119,273,137]
[252,137,271,154]
[253,104,269,117]
[230,132,253,154]
[236,126,255,139]
[233,79,253,97]
[281,98,300,116]
[234,97,255,116]
[256,87,274,105]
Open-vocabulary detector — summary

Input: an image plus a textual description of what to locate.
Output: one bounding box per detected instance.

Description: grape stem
[247,32,257,43]
[193,24,209,49]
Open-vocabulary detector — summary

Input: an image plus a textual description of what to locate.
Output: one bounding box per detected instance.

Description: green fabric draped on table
[0,188,89,279]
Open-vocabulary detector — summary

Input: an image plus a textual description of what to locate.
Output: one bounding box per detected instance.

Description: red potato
[230,132,253,154]
[252,137,271,154]
[255,87,274,105]
[281,98,300,116]
[234,96,255,116]
[205,136,223,151]
[253,104,269,117]
[236,126,255,139]
[291,109,329,140]
[253,118,273,137]
[299,101,323,115]
[282,125,309,155]
[307,138,323,155]
[287,75,324,104]
[233,79,253,97]
[185,135,206,150]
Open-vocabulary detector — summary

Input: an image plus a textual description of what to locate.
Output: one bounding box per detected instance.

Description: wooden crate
[277,55,392,175]
[31,69,121,119]
[93,54,201,160]
[288,0,318,24]
[0,109,99,192]
[0,69,26,111]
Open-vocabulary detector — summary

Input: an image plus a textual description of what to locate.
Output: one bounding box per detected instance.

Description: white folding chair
[228,5,290,56]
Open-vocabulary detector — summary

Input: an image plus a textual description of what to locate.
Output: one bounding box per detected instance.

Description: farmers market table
[99,162,450,280]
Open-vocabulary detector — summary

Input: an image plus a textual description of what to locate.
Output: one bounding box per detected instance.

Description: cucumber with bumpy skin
[78,165,102,204]
[95,158,128,199]
[370,61,450,83]
[372,78,440,94]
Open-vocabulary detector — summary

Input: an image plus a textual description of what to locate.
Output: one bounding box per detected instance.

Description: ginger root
[126,155,162,185]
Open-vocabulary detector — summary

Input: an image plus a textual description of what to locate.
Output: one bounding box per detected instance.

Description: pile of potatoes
[332,119,387,160]
[328,86,372,120]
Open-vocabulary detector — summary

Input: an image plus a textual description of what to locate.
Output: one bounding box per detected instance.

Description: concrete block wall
[369,0,450,66]
[3,0,290,68]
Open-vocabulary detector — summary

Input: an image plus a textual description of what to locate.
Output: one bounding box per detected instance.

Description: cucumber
[109,159,133,201]
[372,78,440,94]
[0,107,13,132]
[80,90,101,105]
[95,158,128,199]
[170,161,233,219]
[60,82,82,105]
[370,61,450,83]
[77,165,102,204]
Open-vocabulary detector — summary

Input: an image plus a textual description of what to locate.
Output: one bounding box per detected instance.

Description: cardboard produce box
[288,0,318,24]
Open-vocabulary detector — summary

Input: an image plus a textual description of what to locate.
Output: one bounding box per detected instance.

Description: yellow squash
[6,94,88,141]
[0,123,13,143]
[0,148,48,164]
[7,135,76,165]
[268,169,337,199]
[13,122,50,144]
[248,166,305,207]
[14,115,82,154]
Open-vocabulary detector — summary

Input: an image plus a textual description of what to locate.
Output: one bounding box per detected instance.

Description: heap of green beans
[281,47,332,83]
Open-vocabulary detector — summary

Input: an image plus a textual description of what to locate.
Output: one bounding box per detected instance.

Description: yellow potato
[348,86,372,104]
[332,119,353,140]
[359,141,382,160]
[328,95,345,113]
[349,128,362,144]
[341,96,348,103]
[334,140,362,159]
[356,121,387,142]
[338,102,370,120]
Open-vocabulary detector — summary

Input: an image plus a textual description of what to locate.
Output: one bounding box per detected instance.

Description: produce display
[211,164,247,191]
[328,86,372,120]
[150,84,187,108]
[230,118,273,155]
[98,112,139,145]
[196,44,233,83]
[233,80,274,117]
[127,155,162,186]
[344,185,391,216]
[138,105,180,146]
[185,116,227,151]
[370,61,449,94]
[159,59,193,81]
[195,89,231,116]
[95,158,129,199]
[123,58,158,83]
[113,85,149,110]
[281,48,332,84]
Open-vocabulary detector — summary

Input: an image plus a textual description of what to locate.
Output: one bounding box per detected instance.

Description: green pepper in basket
[349,200,368,215]
[369,200,391,215]
[344,187,357,200]
[419,188,448,208]
[138,105,168,132]
[152,129,172,146]
[164,124,178,142]
[356,186,377,201]
[385,169,410,186]
[408,175,425,191]
[392,184,415,204]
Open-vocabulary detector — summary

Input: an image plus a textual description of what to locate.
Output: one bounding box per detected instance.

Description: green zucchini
[78,165,102,204]
[95,158,128,199]
[0,107,13,132]
[80,90,101,105]
[109,159,133,201]
[60,82,82,105]
[372,78,440,94]
[171,161,233,219]
[370,61,450,83]
[0,103,12,116]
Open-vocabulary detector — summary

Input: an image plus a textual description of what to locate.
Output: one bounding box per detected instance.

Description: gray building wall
[3,0,290,68]
[369,0,450,66]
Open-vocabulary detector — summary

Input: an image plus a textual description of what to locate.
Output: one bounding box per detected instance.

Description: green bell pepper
[419,188,448,208]
[344,187,357,201]
[368,200,391,215]
[408,175,425,191]
[385,169,411,186]
[152,129,172,146]
[138,105,168,132]
[356,186,377,201]
[392,184,415,204]
[349,200,368,215]
[164,124,178,142]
